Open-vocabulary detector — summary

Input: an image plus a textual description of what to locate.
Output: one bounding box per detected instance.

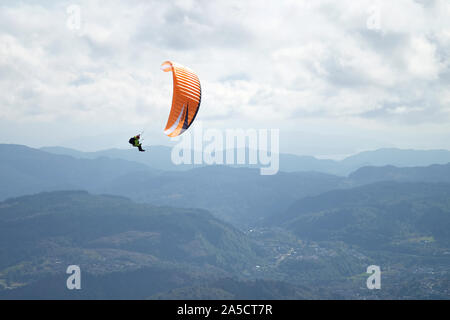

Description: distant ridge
[348,163,450,185]
[0,144,155,201]
[41,145,450,176]
[2,144,450,226]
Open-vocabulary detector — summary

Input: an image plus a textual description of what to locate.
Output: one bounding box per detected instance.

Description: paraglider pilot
[129,134,145,152]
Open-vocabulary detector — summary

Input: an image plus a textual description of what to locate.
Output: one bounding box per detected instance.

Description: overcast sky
[0,0,449,156]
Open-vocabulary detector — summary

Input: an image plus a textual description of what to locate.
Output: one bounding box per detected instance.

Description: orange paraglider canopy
[161,61,201,137]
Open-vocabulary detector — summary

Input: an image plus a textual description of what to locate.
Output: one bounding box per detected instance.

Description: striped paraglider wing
[161,61,201,137]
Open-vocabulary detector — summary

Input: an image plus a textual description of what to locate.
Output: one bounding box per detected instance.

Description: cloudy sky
[0,0,449,156]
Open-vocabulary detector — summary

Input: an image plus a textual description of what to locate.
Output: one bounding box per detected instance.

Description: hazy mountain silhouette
[4,144,450,228]
[348,163,450,185]
[41,145,450,175]
[0,144,155,201]
[342,148,450,168]
[41,145,195,172]
[2,144,344,226]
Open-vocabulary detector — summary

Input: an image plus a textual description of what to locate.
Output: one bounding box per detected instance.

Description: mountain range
[3,144,450,227]
[0,143,449,299]
[41,145,450,176]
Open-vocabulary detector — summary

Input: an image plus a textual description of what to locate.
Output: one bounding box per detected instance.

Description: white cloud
[407,36,440,80]
[0,0,449,153]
